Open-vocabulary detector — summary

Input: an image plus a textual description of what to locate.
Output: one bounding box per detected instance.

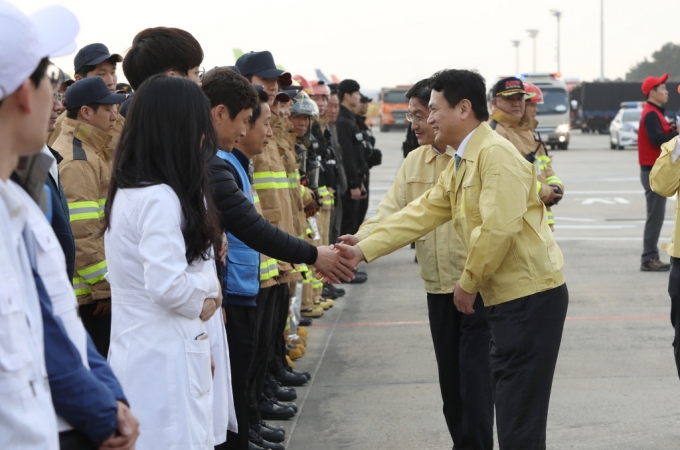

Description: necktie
[455,154,462,171]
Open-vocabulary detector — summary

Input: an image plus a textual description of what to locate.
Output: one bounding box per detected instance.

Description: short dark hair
[405,79,431,108]
[428,69,489,121]
[250,90,270,126]
[201,68,258,120]
[66,103,100,119]
[75,58,118,78]
[123,27,203,90]
[104,74,220,263]
[1,57,49,108]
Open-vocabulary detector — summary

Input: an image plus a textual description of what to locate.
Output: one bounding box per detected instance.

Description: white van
[518,73,571,150]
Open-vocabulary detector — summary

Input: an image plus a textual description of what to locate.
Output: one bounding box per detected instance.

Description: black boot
[272,368,307,387]
[266,375,297,401]
[286,366,311,381]
[260,421,285,434]
[272,397,298,413]
[252,422,285,443]
[249,427,285,450]
[258,395,295,420]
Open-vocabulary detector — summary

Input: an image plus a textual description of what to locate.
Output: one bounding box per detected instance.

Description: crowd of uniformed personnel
[0,2,385,447]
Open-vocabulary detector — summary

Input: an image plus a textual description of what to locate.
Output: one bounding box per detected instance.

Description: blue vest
[218,150,260,299]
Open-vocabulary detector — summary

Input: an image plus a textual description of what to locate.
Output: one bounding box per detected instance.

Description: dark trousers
[59,430,97,450]
[221,305,256,450]
[269,283,290,374]
[340,190,361,236]
[358,172,370,226]
[641,167,667,263]
[488,283,569,450]
[330,195,342,245]
[427,293,494,450]
[668,258,680,379]
[78,303,111,357]
[247,287,277,424]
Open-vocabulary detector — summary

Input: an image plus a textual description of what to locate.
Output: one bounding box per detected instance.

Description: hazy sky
[14,0,677,89]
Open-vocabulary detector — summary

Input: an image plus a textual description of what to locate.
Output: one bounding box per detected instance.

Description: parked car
[609,102,642,150]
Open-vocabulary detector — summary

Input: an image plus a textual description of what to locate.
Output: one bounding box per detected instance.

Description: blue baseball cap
[235,51,292,87]
[74,43,122,74]
[64,76,127,111]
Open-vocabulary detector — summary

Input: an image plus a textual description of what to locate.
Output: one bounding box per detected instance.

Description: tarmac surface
[276,128,680,449]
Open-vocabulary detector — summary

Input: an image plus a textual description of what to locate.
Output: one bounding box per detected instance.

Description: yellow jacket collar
[422,144,452,163]
[61,118,112,153]
[491,108,522,128]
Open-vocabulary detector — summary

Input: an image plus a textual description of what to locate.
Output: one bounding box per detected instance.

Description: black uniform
[336,105,367,235]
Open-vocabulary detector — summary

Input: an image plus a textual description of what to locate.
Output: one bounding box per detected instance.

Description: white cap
[0,1,79,101]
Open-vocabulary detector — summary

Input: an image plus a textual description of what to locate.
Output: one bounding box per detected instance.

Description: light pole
[526,29,539,72]
[511,40,521,73]
[600,0,604,80]
[550,10,562,73]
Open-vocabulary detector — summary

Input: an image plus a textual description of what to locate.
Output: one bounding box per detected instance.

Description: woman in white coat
[104,75,228,449]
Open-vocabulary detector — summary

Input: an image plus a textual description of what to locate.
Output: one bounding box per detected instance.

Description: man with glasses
[490,77,564,229]
[339,79,493,450]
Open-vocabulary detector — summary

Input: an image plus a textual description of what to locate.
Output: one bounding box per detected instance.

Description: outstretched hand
[338,234,359,246]
[313,245,356,284]
[333,243,366,271]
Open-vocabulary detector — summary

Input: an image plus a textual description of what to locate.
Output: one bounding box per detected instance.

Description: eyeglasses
[52,92,64,104]
[406,112,427,124]
[197,67,206,82]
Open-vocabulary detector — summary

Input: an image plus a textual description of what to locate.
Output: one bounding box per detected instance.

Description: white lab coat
[106,184,223,450]
[0,180,59,450]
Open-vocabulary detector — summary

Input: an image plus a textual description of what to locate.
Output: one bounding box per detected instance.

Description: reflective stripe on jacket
[53,118,112,304]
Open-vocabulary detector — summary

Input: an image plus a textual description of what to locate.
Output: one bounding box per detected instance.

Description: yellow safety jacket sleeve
[357,169,452,263]
[355,160,408,242]
[650,136,680,258]
[59,159,110,300]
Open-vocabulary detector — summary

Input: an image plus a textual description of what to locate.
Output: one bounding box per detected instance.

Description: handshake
[312,235,367,283]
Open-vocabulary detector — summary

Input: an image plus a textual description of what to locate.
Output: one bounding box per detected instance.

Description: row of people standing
[0,3,372,448]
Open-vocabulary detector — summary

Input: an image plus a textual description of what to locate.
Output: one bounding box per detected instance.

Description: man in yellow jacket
[340,79,493,449]
[52,76,126,356]
[649,135,680,379]
[336,69,568,450]
[490,77,564,228]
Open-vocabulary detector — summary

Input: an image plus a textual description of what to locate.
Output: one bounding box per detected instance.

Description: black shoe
[260,421,285,434]
[299,317,313,327]
[322,285,339,299]
[286,366,311,381]
[641,258,671,272]
[266,375,297,401]
[249,427,285,450]
[258,396,295,420]
[273,368,307,387]
[329,285,345,297]
[272,397,297,413]
[252,423,285,444]
[341,270,367,284]
[249,441,266,450]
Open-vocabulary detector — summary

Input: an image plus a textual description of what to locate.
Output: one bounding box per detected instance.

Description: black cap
[338,79,360,95]
[74,43,122,74]
[360,93,373,103]
[235,51,292,87]
[116,82,132,94]
[492,77,529,97]
[65,77,128,111]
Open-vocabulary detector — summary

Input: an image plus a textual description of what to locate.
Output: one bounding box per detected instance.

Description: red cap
[642,73,668,96]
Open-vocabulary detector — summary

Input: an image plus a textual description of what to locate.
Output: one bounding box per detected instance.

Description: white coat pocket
[184,338,212,397]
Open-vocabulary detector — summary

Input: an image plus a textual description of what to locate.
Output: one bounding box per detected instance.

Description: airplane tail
[315,69,330,83]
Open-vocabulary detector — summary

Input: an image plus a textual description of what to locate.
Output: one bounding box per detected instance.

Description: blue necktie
[455,154,462,171]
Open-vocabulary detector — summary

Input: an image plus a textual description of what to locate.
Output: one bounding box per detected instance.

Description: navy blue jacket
[46,147,76,280]
[34,270,124,444]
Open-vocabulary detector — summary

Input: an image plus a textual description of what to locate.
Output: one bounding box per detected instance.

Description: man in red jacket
[638,73,679,271]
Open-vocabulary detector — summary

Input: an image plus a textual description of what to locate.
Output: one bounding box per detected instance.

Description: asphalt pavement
[274,128,680,450]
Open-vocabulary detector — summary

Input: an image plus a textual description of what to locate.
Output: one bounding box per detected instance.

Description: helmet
[309,80,331,97]
[291,91,319,117]
[523,81,544,104]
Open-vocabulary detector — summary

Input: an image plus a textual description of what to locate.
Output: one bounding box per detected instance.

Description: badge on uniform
[355,133,364,141]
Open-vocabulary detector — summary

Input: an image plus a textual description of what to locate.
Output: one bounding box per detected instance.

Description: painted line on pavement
[555,237,671,241]
[310,315,668,328]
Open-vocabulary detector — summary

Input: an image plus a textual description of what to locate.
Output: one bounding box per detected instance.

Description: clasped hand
[312,245,357,284]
